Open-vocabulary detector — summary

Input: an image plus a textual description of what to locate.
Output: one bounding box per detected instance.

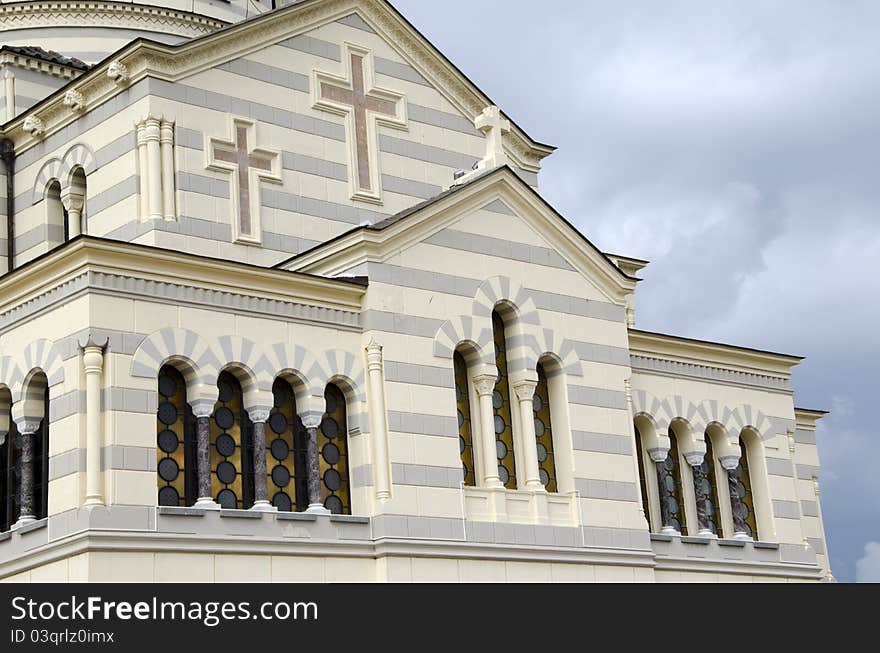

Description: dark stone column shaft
[252,421,268,504]
[196,415,212,500]
[728,468,748,535]
[18,431,35,520]
[306,426,321,507]
[691,463,710,533]
[655,460,671,528]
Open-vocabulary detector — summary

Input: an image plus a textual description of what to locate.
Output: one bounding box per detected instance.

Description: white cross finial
[451,105,511,186]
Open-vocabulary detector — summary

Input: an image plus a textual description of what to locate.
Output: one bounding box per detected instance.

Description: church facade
[0,0,832,582]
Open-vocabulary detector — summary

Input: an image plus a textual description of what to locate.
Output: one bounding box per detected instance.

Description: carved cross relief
[312,42,408,204]
[206,117,281,245]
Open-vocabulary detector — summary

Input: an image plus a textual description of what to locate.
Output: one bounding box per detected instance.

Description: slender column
[144,117,163,221]
[160,120,176,220]
[60,188,83,238]
[623,379,646,522]
[302,415,329,513]
[365,340,391,500]
[4,70,14,122]
[473,374,502,488]
[191,400,219,510]
[512,379,543,491]
[136,120,149,221]
[686,452,714,537]
[248,407,274,512]
[721,455,750,540]
[648,447,676,535]
[82,340,107,506]
[13,418,41,527]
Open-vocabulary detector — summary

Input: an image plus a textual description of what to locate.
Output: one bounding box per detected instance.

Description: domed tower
[0,0,277,64]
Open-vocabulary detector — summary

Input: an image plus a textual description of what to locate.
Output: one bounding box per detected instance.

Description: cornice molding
[631,354,793,394]
[0,2,224,36]
[0,52,83,81]
[2,0,552,171]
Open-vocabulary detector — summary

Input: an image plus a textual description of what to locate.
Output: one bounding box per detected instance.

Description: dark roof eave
[629,328,805,362]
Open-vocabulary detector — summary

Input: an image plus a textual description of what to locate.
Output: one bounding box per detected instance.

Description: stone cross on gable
[451,105,511,187]
[312,43,407,203]
[206,118,281,244]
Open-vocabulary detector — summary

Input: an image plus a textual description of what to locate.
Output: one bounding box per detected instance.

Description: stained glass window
[662,429,688,535]
[491,311,517,489]
[454,352,476,487]
[533,363,556,492]
[210,372,254,510]
[268,378,309,512]
[156,366,197,507]
[0,408,19,532]
[731,437,759,539]
[702,436,723,536]
[633,425,651,525]
[318,384,351,514]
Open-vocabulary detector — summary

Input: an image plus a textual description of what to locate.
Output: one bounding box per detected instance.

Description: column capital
[246,405,272,424]
[512,379,537,402]
[365,338,383,370]
[189,398,215,419]
[647,446,669,463]
[683,450,705,467]
[473,374,496,397]
[302,414,322,430]
[14,416,42,435]
[719,454,740,471]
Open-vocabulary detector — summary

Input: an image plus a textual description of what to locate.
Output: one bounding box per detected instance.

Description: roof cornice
[1,0,553,170]
[794,407,829,430]
[628,328,803,378]
[0,237,366,317]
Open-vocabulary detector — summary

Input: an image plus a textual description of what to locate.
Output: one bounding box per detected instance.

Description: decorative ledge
[718,539,747,547]
[681,536,713,545]
[16,519,48,535]
[330,515,370,524]
[275,512,318,522]
[754,541,780,550]
[650,533,674,542]
[157,506,207,517]
[0,531,10,542]
[219,509,263,519]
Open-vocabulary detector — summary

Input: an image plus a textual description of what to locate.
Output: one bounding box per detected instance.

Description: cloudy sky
[394,0,880,581]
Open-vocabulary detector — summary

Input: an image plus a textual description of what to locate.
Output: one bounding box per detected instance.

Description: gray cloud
[394,0,880,580]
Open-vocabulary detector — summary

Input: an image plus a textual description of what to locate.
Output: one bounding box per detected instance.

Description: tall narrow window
[156,366,197,507]
[210,372,254,510]
[267,378,309,512]
[731,437,758,539]
[662,428,687,535]
[634,425,651,524]
[45,180,66,246]
[533,363,556,491]
[32,376,50,521]
[0,396,18,532]
[318,384,351,514]
[454,351,476,486]
[703,435,723,536]
[491,310,516,489]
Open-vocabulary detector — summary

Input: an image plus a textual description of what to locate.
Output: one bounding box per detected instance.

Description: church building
[0,0,832,582]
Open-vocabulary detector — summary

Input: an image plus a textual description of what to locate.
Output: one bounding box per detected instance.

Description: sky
[394,0,880,582]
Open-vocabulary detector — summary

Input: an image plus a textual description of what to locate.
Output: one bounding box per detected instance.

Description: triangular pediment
[279,167,637,305]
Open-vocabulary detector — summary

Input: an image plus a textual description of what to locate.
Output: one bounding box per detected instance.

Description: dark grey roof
[1,46,90,71]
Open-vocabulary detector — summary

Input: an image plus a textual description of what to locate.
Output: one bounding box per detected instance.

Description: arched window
[31,373,50,522]
[491,310,516,489]
[0,390,18,532]
[66,166,87,237]
[453,351,476,487]
[633,424,651,524]
[156,366,197,507]
[210,372,254,510]
[267,378,309,512]
[662,427,687,535]
[533,362,556,491]
[44,180,67,246]
[731,436,758,539]
[318,384,351,514]
[702,434,723,536]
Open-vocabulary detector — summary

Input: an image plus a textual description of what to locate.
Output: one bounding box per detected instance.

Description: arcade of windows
[633,420,762,541]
